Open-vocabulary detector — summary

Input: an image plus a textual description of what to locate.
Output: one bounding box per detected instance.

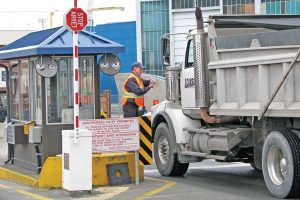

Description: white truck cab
[151,7,300,199]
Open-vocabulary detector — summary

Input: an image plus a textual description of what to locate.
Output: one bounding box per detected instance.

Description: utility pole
[38,18,47,30]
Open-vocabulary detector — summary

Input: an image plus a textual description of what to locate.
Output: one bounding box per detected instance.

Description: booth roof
[0,26,124,60]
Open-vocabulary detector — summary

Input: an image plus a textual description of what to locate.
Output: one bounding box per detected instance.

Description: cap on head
[131,61,146,70]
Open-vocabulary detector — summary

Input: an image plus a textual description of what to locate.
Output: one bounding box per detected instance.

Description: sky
[0,0,136,30]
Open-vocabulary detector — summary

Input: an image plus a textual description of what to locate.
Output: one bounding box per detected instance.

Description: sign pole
[135,150,139,185]
[63,0,91,193]
[73,0,79,144]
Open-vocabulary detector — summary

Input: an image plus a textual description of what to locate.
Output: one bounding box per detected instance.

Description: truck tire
[262,130,300,198]
[154,122,189,176]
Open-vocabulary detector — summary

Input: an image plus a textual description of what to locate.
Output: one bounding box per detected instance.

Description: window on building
[223,0,255,14]
[141,0,169,76]
[172,0,219,9]
[263,0,300,14]
[172,0,194,9]
[197,0,220,7]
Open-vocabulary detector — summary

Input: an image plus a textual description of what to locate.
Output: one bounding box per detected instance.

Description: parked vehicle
[151,7,300,198]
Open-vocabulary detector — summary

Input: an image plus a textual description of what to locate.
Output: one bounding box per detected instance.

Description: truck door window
[185,40,194,69]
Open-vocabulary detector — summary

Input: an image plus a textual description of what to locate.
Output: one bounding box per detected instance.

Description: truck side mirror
[160,35,170,67]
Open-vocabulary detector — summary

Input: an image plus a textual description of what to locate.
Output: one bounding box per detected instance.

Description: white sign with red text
[80,118,139,152]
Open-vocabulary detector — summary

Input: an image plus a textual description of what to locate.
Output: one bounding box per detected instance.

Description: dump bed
[207,15,300,117]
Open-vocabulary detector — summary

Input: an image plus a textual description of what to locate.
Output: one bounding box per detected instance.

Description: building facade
[137,0,300,76]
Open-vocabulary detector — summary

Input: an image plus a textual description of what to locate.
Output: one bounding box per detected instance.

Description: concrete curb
[0,167,38,187]
[0,152,144,189]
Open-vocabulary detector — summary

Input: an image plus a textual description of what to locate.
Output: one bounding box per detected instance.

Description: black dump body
[210,15,300,50]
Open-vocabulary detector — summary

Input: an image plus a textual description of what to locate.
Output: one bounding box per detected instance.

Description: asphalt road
[137,161,278,200]
[0,160,279,200]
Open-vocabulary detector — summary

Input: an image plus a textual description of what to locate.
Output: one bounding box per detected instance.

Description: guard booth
[0,27,124,173]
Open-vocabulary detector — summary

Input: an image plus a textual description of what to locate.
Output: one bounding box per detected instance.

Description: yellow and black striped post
[138,115,153,165]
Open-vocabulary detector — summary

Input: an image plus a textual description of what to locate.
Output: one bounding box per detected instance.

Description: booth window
[1,70,6,81]
[20,59,30,121]
[11,60,19,120]
[35,66,42,125]
[10,59,31,121]
[46,57,94,123]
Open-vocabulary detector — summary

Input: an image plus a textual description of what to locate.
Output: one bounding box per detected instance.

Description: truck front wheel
[154,122,189,176]
[262,130,300,198]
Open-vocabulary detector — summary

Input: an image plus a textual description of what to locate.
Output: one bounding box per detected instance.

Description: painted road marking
[0,183,11,189]
[16,189,52,200]
[133,177,176,200]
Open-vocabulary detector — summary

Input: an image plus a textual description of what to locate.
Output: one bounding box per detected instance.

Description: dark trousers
[123,102,139,118]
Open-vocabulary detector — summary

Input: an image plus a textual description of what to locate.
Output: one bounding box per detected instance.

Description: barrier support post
[135,150,139,185]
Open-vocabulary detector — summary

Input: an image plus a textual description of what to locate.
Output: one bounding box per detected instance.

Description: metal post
[73,0,79,143]
[135,150,139,185]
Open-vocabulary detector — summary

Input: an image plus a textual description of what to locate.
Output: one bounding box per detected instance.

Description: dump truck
[151,7,300,198]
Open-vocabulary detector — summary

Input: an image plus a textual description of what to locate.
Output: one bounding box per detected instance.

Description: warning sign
[80,118,139,152]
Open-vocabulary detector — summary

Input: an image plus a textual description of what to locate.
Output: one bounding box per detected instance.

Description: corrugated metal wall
[94,21,137,103]
[171,7,221,67]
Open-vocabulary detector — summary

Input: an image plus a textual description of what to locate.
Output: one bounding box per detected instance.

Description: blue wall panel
[94,21,137,103]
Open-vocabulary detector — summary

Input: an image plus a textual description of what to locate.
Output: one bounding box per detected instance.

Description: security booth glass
[8,56,99,171]
[10,59,31,121]
[46,57,95,123]
[10,56,96,124]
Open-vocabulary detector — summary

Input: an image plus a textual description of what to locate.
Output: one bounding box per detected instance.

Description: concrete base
[64,189,92,197]
[0,152,144,189]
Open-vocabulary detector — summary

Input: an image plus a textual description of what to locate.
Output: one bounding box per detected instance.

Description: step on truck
[151,7,300,198]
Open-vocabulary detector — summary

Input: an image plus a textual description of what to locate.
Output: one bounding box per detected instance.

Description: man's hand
[149,82,154,88]
[149,79,156,88]
[150,79,156,85]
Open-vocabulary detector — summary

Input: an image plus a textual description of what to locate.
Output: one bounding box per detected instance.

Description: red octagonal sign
[64,8,87,31]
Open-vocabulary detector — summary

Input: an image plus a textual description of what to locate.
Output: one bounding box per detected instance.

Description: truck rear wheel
[154,122,189,176]
[262,130,300,198]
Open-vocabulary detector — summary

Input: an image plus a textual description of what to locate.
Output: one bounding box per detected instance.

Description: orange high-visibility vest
[121,74,145,107]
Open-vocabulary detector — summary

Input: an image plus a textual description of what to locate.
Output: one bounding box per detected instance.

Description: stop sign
[64,8,87,31]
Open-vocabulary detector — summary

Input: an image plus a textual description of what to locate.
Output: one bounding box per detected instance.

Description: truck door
[181,39,196,109]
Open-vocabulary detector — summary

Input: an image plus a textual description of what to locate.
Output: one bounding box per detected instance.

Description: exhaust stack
[193,7,208,108]
[195,7,204,30]
[194,7,238,124]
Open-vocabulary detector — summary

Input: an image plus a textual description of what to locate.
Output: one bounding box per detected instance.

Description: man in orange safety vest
[122,62,156,118]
